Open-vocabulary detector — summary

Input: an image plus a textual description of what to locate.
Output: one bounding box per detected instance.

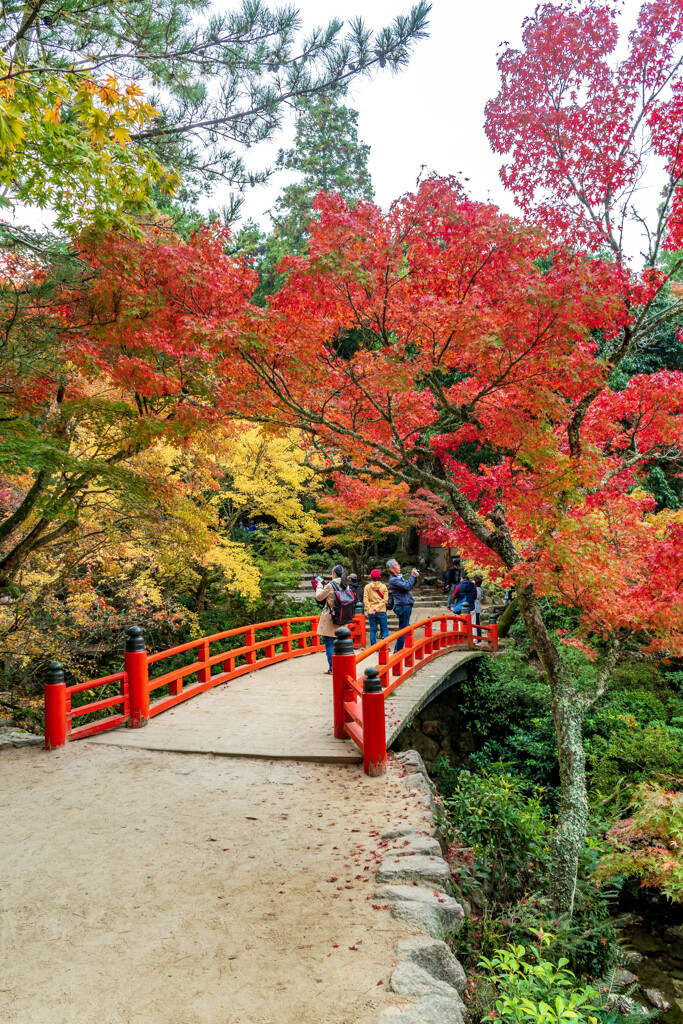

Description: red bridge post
[350,601,366,650]
[332,626,355,740]
[44,661,67,750]
[126,626,149,729]
[362,666,386,777]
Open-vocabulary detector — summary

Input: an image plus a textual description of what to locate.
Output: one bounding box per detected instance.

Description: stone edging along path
[376,750,468,1024]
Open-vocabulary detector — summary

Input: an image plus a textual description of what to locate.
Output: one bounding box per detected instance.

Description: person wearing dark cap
[315,564,348,674]
[363,569,389,645]
[348,573,363,605]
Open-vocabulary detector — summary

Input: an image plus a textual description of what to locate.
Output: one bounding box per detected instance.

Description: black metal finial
[46,661,65,685]
[333,625,354,656]
[125,626,145,653]
[363,666,382,693]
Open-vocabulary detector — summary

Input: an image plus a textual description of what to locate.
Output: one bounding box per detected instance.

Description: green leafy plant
[588,719,683,793]
[477,940,642,1024]
[439,764,552,904]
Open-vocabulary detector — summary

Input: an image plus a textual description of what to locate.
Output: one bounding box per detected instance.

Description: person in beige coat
[363,569,389,645]
[315,564,346,674]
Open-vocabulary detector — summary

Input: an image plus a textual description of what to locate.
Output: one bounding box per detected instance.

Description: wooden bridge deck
[89,638,480,763]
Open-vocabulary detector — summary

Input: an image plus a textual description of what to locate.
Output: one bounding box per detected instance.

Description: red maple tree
[226,178,683,911]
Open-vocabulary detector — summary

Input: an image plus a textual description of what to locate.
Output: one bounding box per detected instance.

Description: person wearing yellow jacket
[363,569,389,645]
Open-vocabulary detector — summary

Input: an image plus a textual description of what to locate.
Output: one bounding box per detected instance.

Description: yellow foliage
[0,421,321,680]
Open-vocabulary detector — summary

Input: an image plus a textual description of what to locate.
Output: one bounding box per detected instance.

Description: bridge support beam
[349,607,366,650]
[44,662,67,750]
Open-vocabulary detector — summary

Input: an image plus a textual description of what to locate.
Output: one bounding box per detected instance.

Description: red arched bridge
[43,611,498,774]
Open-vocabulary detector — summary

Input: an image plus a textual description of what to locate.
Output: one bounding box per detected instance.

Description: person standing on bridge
[387,559,419,654]
[363,569,389,645]
[348,573,363,605]
[472,574,484,643]
[444,556,462,610]
[315,565,349,675]
[452,571,476,615]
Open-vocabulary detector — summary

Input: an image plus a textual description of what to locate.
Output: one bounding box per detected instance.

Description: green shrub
[588,718,683,793]
[437,763,552,903]
[451,653,561,799]
[476,940,644,1024]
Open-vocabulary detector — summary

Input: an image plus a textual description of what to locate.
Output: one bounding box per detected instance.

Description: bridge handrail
[332,612,498,776]
[146,615,326,664]
[44,611,368,749]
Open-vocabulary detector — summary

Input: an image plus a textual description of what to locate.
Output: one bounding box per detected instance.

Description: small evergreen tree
[272,92,374,253]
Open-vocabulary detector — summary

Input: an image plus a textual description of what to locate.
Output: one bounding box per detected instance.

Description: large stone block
[396,935,467,994]
[376,854,451,892]
[375,884,464,934]
[391,902,445,940]
[381,824,425,841]
[387,835,442,858]
[422,720,447,740]
[380,994,465,1024]
[390,961,460,999]
[394,749,428,775]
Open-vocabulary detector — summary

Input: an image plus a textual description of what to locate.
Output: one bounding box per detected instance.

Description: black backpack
[330,581,356,625]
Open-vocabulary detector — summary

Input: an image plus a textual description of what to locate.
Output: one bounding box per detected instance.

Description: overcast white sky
[232,0,538,227]
[232,0,645,230]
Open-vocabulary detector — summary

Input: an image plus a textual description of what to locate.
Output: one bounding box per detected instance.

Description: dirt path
[0,742,429,1024]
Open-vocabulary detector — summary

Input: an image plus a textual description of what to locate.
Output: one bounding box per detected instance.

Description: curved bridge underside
[381,650,481,749]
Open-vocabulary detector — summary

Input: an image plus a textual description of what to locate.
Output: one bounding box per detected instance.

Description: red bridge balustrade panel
[332,613,498,776]
[44,611,372,749]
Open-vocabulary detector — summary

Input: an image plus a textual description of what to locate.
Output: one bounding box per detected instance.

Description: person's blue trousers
[393,605,412,653]
[322,634,335,670]
[368,611,389,645]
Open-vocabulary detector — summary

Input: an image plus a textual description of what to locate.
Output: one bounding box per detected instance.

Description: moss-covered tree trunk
[496,595,519,638]
[516,584,588,915]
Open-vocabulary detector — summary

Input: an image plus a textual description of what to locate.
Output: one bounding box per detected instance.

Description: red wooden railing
[331,613,498,776]
[44,612,367,749]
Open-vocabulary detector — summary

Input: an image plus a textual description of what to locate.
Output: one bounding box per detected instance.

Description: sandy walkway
[0,742,428,1024]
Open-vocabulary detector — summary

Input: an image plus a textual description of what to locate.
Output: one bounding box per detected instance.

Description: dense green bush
[588,719,683,792]
[435,762,551,903]
[457,646,683,801]
[476,940,644,1024]
[435,763,619,978]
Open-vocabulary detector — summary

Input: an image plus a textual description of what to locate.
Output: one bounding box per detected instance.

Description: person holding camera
[386,559,419,653]
[315,565,351,674]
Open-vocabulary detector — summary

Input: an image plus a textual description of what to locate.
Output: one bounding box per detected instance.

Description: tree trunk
[396,525,416,556]
[516,584,588,915]
[0,469,50,544]
[496,595,520,638]
[0,516,52,586]
[194,570,209,614]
